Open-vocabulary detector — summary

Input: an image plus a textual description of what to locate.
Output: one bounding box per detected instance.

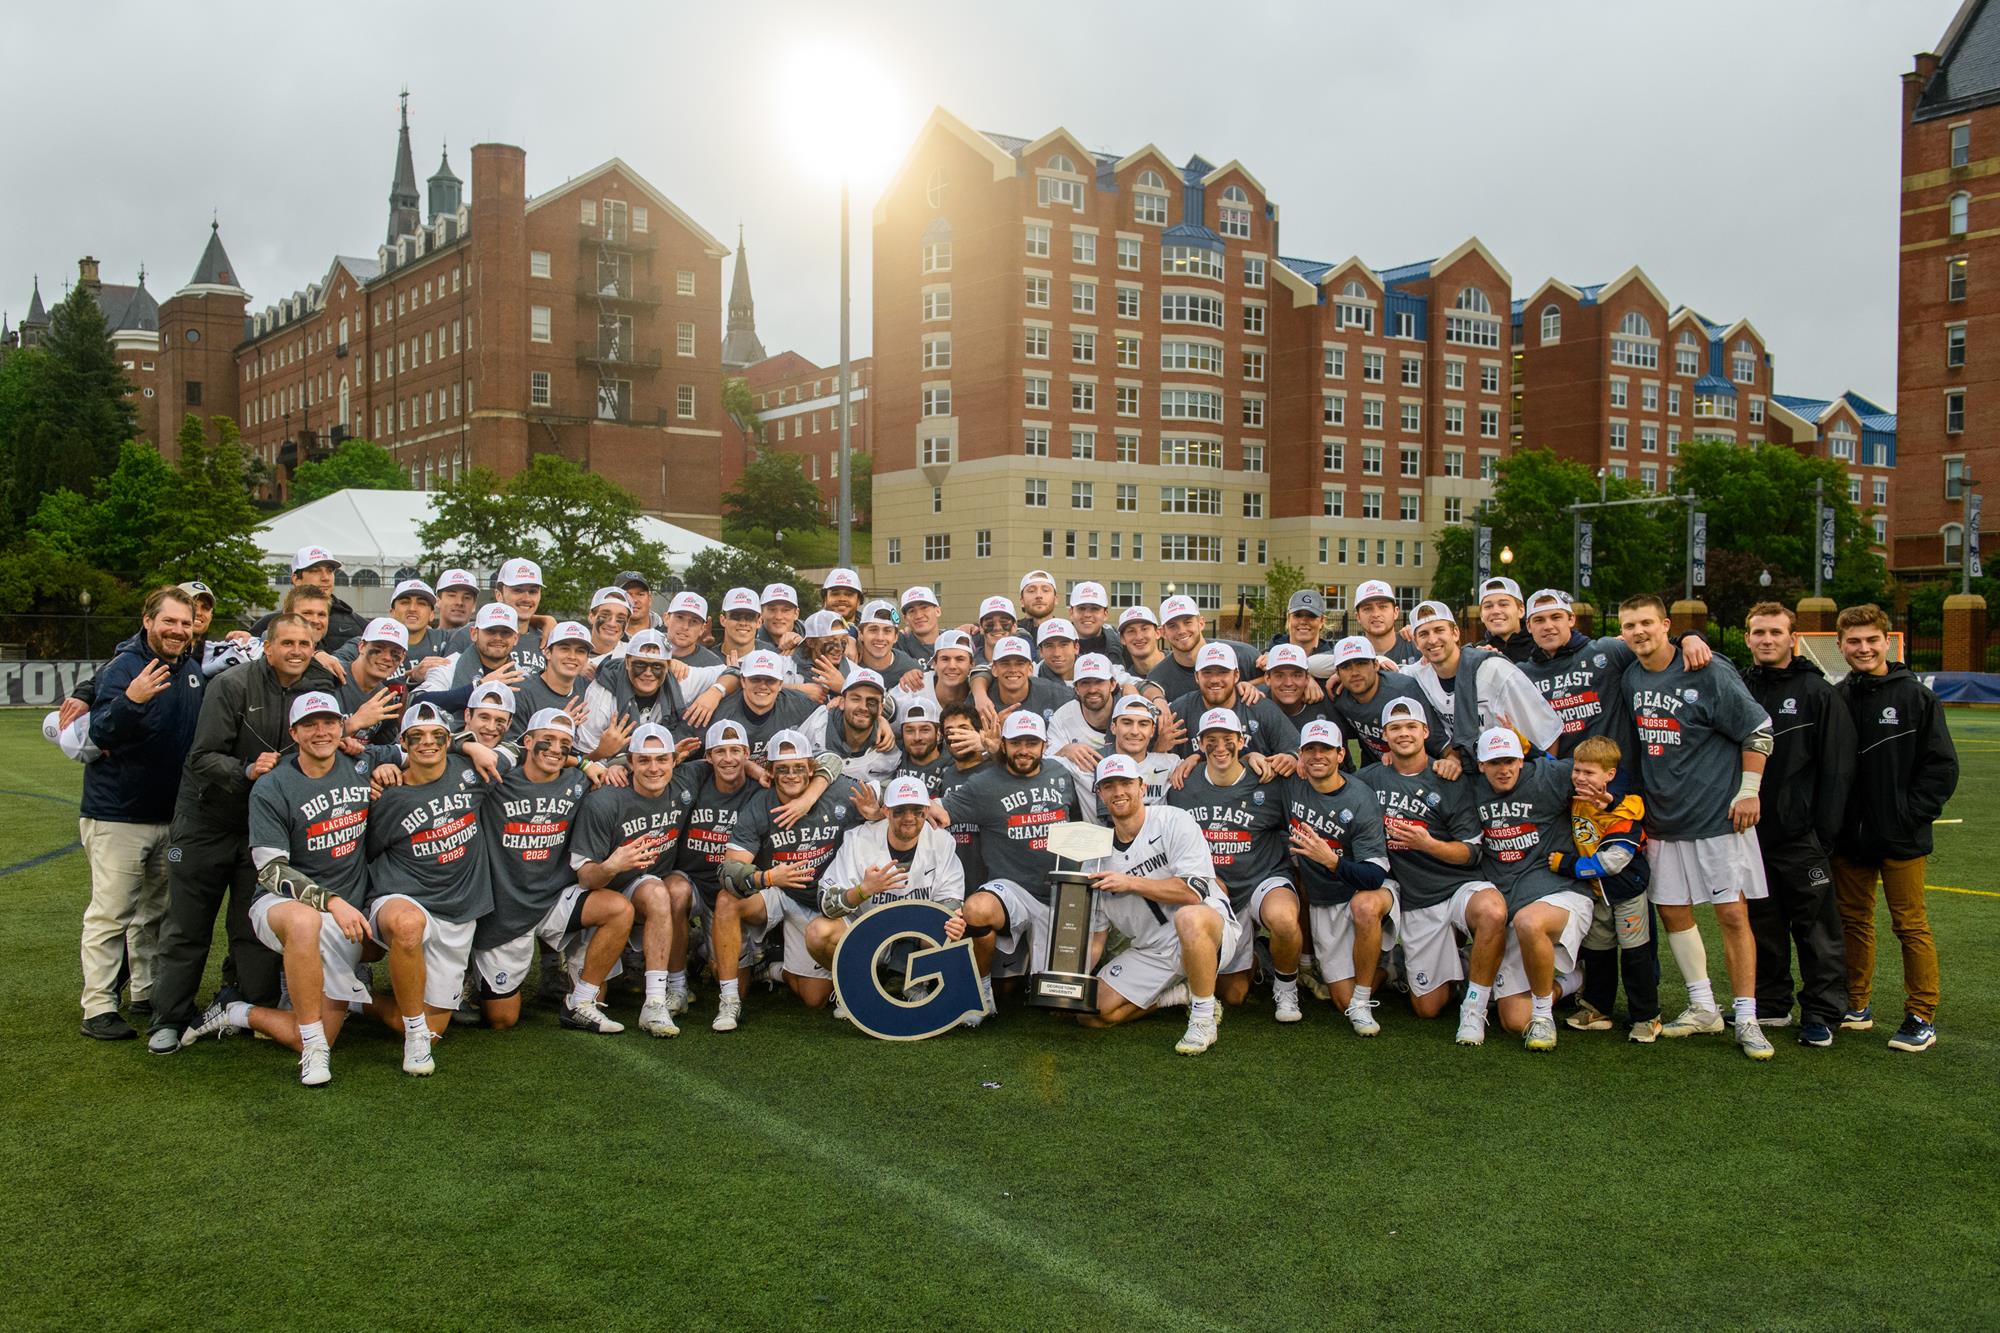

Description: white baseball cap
[1197,707,1245,735]
[1073,653,1113,682]
[288,691,344,726]
[398,700,452,735]
[467,681,517,713]
[859,599,898,625]
[739,650,785,679]
[1354,579,1396,607]
[1160,595,1201,623]
[1119,605,1159,629]
[360,618,409,650]
[1070,581,1108,608]
[1266,644,1309,672]
[1019,569,1056,592]
[900,585,939,608]
[766,728,815,761]
[1332,635,1378,667]
[1195,642,1238,673]
[545,620,593,649]
[1410,600,1455,631]
[899,698,940,724]
[436,568,478,593]
[498,558,543,587]
[1036,618,1078,644]
[669,592,709,619]
[1476,727,1525,762]
[523,707,576,736]
[391,578,436,605]
[1112,694,1158,721]
[1479,576,1524,605]
[760,582,799,607]
[705,719,750,750]
[802,609,847,638]
[990,635,1032,662]
[1526,588,1572,616]
[1381,696,1427,727]
[1094,754,1142,784]
[1000,711,1047,741]
[882,775,931,808]
[590,586,633,611]
[722,587,761,615]
[291,545,340,572]
[932,629,975,656]
[475,602,520,632]
[630,722,677,752]
[823,567,862,592]
[1299,719,1345,749]
[978,595,1018,622]
[42,710,100,762]
[840,667,886,693]
[626,629,670,659]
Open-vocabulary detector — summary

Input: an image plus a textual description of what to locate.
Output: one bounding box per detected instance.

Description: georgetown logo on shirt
[1881,705,1899,725]
[1780,697,1798,715]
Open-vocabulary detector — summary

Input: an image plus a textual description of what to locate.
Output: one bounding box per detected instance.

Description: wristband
[1735,770,1763,802]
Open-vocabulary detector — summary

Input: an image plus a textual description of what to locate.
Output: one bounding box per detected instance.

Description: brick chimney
[77,255,101,292]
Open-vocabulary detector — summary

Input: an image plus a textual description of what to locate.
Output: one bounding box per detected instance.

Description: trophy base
[1027,971,1098,1012]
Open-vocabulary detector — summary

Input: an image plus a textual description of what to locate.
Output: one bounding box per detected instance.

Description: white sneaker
[567,998,630,1035]
[833,995,850,1022]
[1455,1010,1487,1046]
[1273,987,1303,1023]
[962,978,997,1028]
[298,1043,331,1088]
[402,1028,435,1077]
[1155,982,1190,1010]
[664,985,692,1017]
[712,996,742,1033]
[1175,1011,1219,1055]
[636,998,677,1037]
[1346,998,1382,1037]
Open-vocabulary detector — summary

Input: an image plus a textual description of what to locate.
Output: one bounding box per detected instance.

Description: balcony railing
[575,277,663,306]
[575,340,662,371]
[577,222,658,252]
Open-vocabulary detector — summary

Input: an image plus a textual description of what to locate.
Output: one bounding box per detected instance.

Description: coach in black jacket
[146,613,340,1051]
[1742,605,1855,1039]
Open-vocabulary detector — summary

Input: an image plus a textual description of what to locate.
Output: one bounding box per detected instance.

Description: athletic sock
[223,1000,252,1029]
[719,978,740,1002]
[569,980,601,1008]
[402,1014,428,1038]
[1732,996,1757,1027]
[1532,992,1554,1022]
[978,975,995,1010]
[1556,969,1582,1000]
[1667,927,1712,1009]
[1273,970,1299,999]
[644,970,667,1004]
[1350,983,1372,1008]
[665,969,687,990]
[1190,995,1217,1022]
[298,1021,326,1048]
[1461,981,1489,1018]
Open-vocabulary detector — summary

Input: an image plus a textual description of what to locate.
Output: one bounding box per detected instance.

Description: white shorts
[689,885,782,970]
[1221,876,1299,974]
[366,894,479,1011]
[1493,890,1594,998]
[1646,832,1770,906]
[1305,885,1400,985]
[777,894,832,981]
[248,893,370,1006]
[1097,901,1241,1009]
[975,878,1052,979]
[1392,880,1499,996]
[471,884,594,998]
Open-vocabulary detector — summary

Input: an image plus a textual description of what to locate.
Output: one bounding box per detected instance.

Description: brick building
[5,260,164,445]
[1897,0,2000,577]
[223,95,732,528]
[1769,391,1899,552]
[722,350,875,515]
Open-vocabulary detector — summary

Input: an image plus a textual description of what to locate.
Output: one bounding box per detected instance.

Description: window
[1072,231,1097,264]
[1362,400,1384,430]
[530,306,550,342]
[1241,490,1264,519]
[1321,486,1344,517]
[1162,339,1225,374]
[1116,432,1140,463]
[677,322,695,357]
[1540,305,1560,342]
[1610,423,1628,451]
[1641,425,1659,453]
[1949,324,1967,368]
[1732,341,1757,384]
[1874,516,1888,546]
[1400,494,1420,522]
[1038,168,1084,212]
[1481,365,1500,394]
[1162,292,1225,327]
[529,251,551,279]
[922,239,952,273]
[1025,478,1048,507]
[923,288,952,320]
[1444,496,1464,524]
[1323,440,1345,471]
[924,534,950,562]
[1362,443,1384,474]
[1243,257,1265,288]
[973,528,991,559]
[1363,352,1385,383]
[921,386,952,417]
[1243,442,1264,473]
[1480,453,1499,480]
[1612,313,1658,368]
[1072,331,1097,363]
[1117,236,1141,270]
[1160,535,1224,562]
[1072,280,1096,314]
[1025,326,1051,358]
[1948,456,1968,498]
[677,270,695,297]
[1163,246,1226,280]
[1243,396,1265,428]
[1218,185,1252,238]
[530,371,551,406]
[1443,448,1464,478]
[677,385,695,419]
[1438,360,1462,392]
[1668,387,1682,415]
[1849,475,1864,505]
[1610,379,1629,409]
[1135,170,1169,224]
[1641,383,1659,412]
[1401,356,1422,387]
[1337,282,1374,333]
[1161,486,1222,515]
[1445,405,1465,435]
[1675,332,1700,377]
[1950,255,1968,301]
[1115,385,1139,416]
[1361,492,1383,520]
[1117,483,1139,512]
[1324,346,1346,378]
[1161,436,1224,467]
[1024,275,1051,308]
[1400,403,1421,434]
[1160,388,1224,421]
[1071,380,1095,413]
[1873,477,1889,508]
[1953,122,1972,168]
[920,434,954,466]
[1394,311,1416,339]
[1446,289,1500,347]
[1071,481,1094,509]
[1025,377,1050,410]
[1116,336,1141,368]
[1667,427,1681,453]
[887,538,902,565]
[1950,191,1970,236]
[1948,390,1966,433]
[1116,285,1141,319]
[1749,397,1765,425]
[1024,426,1050,457]
[1399,445,1420,477]
[922,334,953,370]
[927,169,948,208]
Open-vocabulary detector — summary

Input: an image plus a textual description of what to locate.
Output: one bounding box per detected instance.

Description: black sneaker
[1887,1014,1937,1052]
[81,1011,137,1041]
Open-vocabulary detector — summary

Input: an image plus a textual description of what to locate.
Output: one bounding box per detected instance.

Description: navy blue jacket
[82,632,205,823]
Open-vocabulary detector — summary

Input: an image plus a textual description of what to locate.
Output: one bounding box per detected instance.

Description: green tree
[146,415,271,614]
[1252,558,1309,643]
[722,450,827,548]
[0,279,138,529]
[289,439,410,506]
[676,545,811,617]
[418,455,671,614]
[721,376,762,442]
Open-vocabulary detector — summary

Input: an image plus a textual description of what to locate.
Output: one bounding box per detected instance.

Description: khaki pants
[78,818,172,1018]
[1832,854,1940,1022]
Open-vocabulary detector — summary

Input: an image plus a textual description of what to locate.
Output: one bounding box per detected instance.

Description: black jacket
[1834,663,1959,863]
[80,632,205,824]
[1483,626,1535,663]
[170,655,339,839]
[1744,655,1855,851]
[252,594,366,652]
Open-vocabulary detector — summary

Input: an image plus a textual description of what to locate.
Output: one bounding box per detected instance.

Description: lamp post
[1759,568,1772,588]
[1499,545,1515,567]
[79,589,92,660]
[837,177,852,569]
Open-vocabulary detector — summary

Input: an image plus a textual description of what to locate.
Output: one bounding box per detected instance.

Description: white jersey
[1085,806,1228,953]
[1072,749,1182,824]
[1405,652,1562,753]
[819,819,966,916]
[1047,700,1112,755]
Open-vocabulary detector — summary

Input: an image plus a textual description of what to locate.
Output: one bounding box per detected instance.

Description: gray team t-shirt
[1472,757,1578,913]
[1518,635,1637,758]
[727,776,867,911]
[1624,650,1769,840]
[1167,766,1292,908]
[476,764,594,947]
[672,763,761,907]
[1358,761,1481,910]
[1278,772,1391,907]
[712,687,821,752]
[1329,672,1449,767]
[567,777,694,895]
[1144,640,1260,701]
[363,754,493,923]
[1166,691,1302,759]
[247,754,376,905]
[940,761,1084,901]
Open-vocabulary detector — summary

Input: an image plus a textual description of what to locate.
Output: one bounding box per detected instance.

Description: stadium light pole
[838,177,852,568]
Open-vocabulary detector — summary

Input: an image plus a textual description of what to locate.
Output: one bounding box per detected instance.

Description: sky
[0,0,1963,410]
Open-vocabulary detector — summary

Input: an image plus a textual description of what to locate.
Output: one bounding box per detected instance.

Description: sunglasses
[628,659,667,675]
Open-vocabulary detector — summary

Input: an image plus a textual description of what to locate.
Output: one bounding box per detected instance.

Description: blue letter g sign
[831,900,984,1041]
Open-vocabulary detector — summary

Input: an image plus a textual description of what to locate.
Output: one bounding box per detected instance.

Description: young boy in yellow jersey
[1547,736,1662,1042]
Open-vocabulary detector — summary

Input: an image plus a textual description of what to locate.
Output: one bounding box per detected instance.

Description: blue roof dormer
[1377,258,1435,290]
[1162,221,1224,252]
[1385,291,1429,340]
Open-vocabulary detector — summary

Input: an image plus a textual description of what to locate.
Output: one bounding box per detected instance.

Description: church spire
[720,224,767,370]
[25,275,48,325]
[387,89,423,243]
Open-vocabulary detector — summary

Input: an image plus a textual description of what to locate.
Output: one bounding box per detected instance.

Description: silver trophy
[1029,821,1115,1011]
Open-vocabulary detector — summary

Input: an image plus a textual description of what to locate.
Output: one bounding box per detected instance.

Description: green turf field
[3,710,1996,1330]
